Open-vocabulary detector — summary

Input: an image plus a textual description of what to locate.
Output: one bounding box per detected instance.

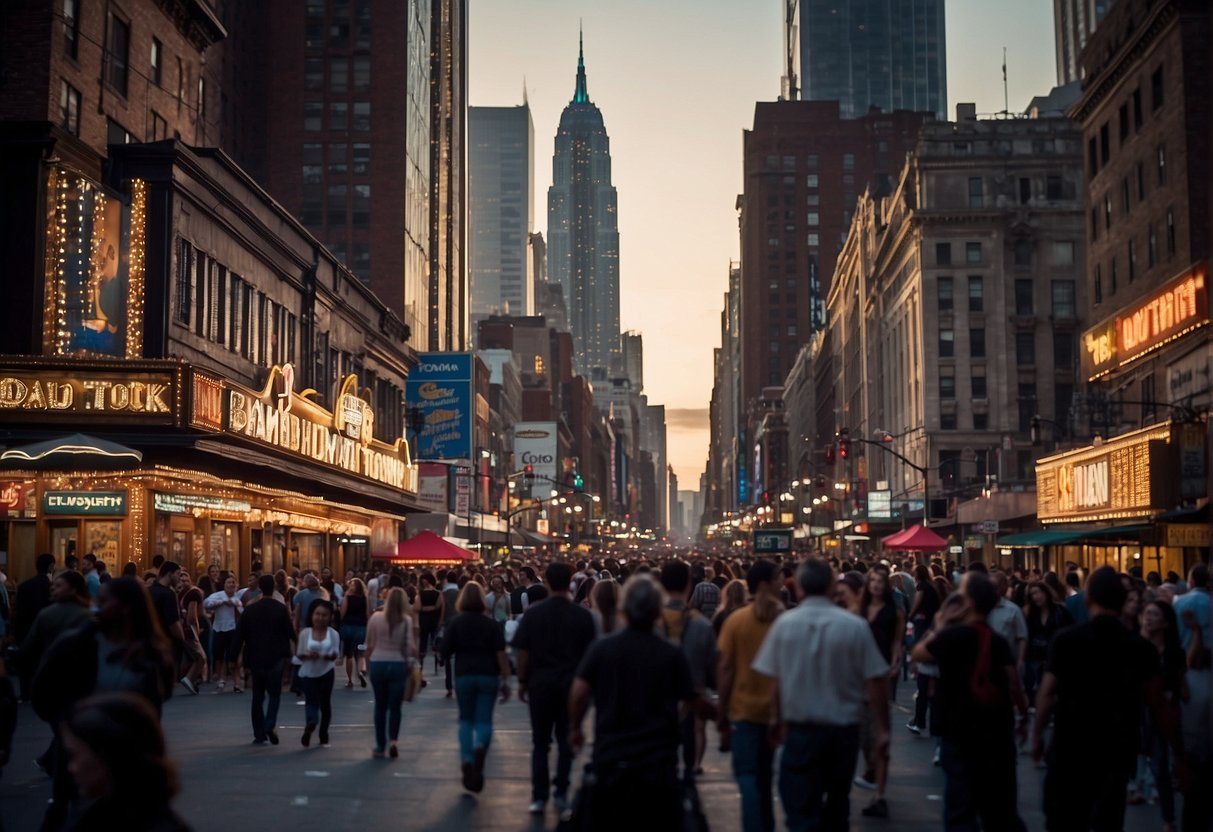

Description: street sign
[949,545,964,554]
[978,520,999,535]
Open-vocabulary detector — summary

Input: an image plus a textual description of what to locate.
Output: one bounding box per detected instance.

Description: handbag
[403,658,423,703]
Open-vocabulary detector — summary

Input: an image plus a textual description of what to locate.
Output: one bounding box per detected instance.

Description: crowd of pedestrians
[0,548,1210,831]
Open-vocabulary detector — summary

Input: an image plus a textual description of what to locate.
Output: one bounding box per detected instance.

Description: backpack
[968,623,1001,706]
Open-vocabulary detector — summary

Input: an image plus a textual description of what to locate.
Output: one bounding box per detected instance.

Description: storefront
[0,359,419,581]
[1033,421,1207,575]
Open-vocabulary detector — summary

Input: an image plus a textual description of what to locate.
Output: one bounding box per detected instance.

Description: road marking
[292,796,309,806]
[926,794,943,801]
[305,770,330,777]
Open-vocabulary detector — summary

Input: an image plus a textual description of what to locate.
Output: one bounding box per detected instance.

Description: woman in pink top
[365,588,416,758]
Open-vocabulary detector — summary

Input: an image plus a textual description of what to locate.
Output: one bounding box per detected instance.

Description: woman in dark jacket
[1021,580,1072,702]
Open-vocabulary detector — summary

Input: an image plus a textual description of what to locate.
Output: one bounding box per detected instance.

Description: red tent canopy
[881,524,948,551]
[391,530,476,566]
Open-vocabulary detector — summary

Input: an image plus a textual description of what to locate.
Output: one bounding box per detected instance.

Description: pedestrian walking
[911,571,1030,831]
[365,587,415,759]
[1032,565,1185,831]
[231,574,294,746]
[1021,580,1071,703]
[854,566,906,818]
[176,572,206,695]
[441,581,511,793]
[60,693,191,830]
[1138,599,1186,830]
[659,560,718,778]
[440,570,462,698]
[752,557,890,832]
[296,599,340,748]
[416,572,443,675]
[203,575,243,693]
[16,570,91,680]
[512,562,596,816]
[568,575,698,831]
[339,578,369,689]
[716,559,783,832]
[1174,563,1211,649]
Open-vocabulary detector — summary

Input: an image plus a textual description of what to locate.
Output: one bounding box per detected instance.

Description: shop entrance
[49,521,78,565]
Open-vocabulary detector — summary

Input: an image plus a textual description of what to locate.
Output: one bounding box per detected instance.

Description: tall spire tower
[547,31,620,378]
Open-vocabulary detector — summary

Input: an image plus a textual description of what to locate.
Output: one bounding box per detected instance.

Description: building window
[1014,239,1032,267]
[1128,239,1137,282]
[151,38,162,86]
[330,102,348,130]
[1088,137,1098,177]
[781,155,796,170]
[1054,332,1075,369]
[1053,240,1075,266]
[805,174,818,188]
[1094,265,1102,304]
[1016,332,1035,365]
[1019,177,1031,205]
[940,377,956,400]
[1137,163,1145,201]
[940,413,958,430]
[304,58,324,91]
[1055,383,1074,424]
[1133,88,1143,129]
[1151,65,1165,111]
[175,239,192,325]
[842,153,854,170]
[59,82,80,135]
[352,143,370,175]
[1167,208,1176,257]
[968,276,983,312]
[968,177,984,209]
[806,194,820,206]
[302,163,322,185]
[352,183,370,228]
[105,13,131,96]
[328,143,347,175]
[1052,280,1076,318]
[326,184,347,226]
[106,118,133,145]
[1148,224,1158,267]
[807,212,819,226]
[1091,207,1099,242]
[62,0,79,59]
[150,111,168,141]
[937,277,953,312]
[197,76,206,122]
[1157,144,1167,185]
[972,375,987,398]
[1046,175,1063,201]
[1100,122,1110,166]
[806,154,818,169]
[1119,103,1129,142]
[939,450,961,487]
[966,242,981,264]
[806,233,819,247]
[973,413,989,430]
[353,56,371,92]
[939,330,955,358]
[330,58,349,93]
[1111,256,1118,292]
[304,102,323,131]
[1015,280,1034,315]
[936,242,952,265]
[1122,178,1131,214]
[1018,383,1037,433]
[176,58,185,112]
[969,328,985,358]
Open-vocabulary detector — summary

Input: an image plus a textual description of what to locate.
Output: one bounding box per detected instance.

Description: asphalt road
[0,664,1173,831]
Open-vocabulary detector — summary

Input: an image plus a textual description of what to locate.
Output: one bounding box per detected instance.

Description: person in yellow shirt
[717,560,784,832]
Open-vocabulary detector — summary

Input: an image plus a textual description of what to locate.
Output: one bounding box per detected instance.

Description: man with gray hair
[753,557,890,831]
[568,575,696,830]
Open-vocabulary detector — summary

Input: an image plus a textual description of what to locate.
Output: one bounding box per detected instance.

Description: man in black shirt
[148,561,184,644]
[570,575,695,831]
[12,553,56,700]
[232,575,295,745]
[514,562,596,816]
[913,571,1029,831]
[1032,565,1176,831]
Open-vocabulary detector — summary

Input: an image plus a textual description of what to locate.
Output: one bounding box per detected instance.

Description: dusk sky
[468,0,1058,488]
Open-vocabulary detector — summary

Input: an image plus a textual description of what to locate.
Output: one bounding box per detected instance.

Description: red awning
[881,524,948,551]
[390,530,476,565]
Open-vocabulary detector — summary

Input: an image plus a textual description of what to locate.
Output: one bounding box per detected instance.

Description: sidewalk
[0,668,1171,830]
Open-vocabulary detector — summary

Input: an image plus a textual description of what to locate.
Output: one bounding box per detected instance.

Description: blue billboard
[406,353,473,461]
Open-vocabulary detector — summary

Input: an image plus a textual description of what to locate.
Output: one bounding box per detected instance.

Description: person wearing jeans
[232,574,294,745]
[365,587,414,758]
[295,600,340,748]
[441,582,510,792]
[717,560,783,832]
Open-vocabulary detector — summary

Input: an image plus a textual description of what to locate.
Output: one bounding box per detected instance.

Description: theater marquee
[1036,423,1177,522]
[1083,263,1209,381]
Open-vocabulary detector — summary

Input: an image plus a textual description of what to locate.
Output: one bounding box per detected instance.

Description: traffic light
[573,472,584,491]
[524,463,535,481]
[838,430,851,460]
[762,490,771,505]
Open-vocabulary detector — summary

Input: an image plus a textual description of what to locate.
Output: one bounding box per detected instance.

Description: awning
[391,530,475,565]
[996,530,1087,547]
[882,524,948,551]
[1078,524,1152,541]
[511,526,555,547]
[0,433,142,466]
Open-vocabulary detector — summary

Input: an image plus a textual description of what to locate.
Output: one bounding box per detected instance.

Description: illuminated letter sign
[0,367,177,424]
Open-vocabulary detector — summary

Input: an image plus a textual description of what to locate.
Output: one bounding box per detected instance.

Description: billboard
[514,422,558,487]
[416,462,450,512]
[407,353,474,461]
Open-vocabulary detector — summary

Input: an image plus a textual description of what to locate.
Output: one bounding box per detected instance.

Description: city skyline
[469,0,1058,485]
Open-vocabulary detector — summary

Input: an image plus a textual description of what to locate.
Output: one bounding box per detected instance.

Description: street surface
[0,666,1171,831]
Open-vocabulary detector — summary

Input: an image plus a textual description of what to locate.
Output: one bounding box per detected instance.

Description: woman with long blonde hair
[364,587,415,759]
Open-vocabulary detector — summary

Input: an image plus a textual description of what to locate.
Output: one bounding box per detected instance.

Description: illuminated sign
[0,371,176,422]
[0,481,35,517]
[43,490,127,515]
[153,493,252,514]
[1163,524,1210,548]
[224,365,416,494]
[190,371,224,432]
[868,490,892,519]
[1036,423,1176,522]
[1084,264,1209,380]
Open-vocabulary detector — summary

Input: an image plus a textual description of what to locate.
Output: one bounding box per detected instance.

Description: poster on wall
[406,353,473,461]
[416,462,450,513]
[514,422,558,487]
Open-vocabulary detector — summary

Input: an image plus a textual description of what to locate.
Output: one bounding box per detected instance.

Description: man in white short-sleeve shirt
[753,557,889,831]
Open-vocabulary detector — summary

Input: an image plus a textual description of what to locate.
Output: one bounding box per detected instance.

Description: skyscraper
[547,32,620,377]
[469,102,535,328]
[1054,0,1115,84]
[798,0,947,120]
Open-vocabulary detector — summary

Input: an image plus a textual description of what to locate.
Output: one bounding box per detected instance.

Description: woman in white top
[296,599,341,748]
[365,587,416,759]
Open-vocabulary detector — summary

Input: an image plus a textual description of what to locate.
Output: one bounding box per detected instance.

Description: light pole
[870,428,931,526]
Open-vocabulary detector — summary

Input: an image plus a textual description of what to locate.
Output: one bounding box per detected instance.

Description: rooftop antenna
[1002,47,1009,116]
[522,76,528,106]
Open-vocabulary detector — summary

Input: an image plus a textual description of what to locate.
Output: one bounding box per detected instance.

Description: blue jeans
[732,721,776,832]
[454,674,499,763]
[779,722,860,832]
[369,661,406,751]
